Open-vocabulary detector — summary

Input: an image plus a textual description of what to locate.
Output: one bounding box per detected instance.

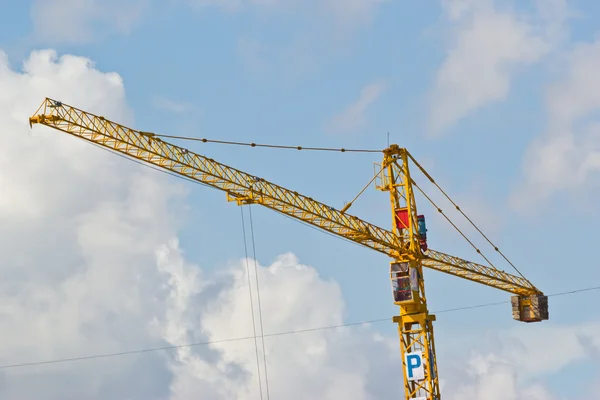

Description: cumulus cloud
[163,251,405,399]
[0,48,185,399]
[440,319,600,399]
[325,81,386,134]
[428,0,568,136]
[29,0,146,44]
[0,49,402,398]
[443,353,556,400]
[511,38,600,211]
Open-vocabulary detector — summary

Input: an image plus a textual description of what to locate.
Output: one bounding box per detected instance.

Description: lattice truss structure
[29,98,549,400]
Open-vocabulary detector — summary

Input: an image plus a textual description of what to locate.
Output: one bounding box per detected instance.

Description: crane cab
[394,209,429,253]
[390,261,419,305]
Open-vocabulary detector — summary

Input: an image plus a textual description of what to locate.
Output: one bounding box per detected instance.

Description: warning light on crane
[29,98,548,400]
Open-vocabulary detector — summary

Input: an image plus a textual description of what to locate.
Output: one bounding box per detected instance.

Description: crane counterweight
[512,294,549,322]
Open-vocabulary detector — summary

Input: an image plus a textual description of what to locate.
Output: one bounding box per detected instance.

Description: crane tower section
[376,145,440,399]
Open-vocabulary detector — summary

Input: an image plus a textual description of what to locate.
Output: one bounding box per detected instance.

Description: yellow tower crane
[29,98,549,400]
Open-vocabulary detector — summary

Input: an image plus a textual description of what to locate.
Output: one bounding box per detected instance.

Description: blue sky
[1,0,600,398]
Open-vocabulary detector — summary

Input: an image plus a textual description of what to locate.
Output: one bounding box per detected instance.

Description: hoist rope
[407,152,528,281]
[240,207,265,400]
[340,163,387,213]
[248,205,271,400]
[411,179,504,273]
[153,133,383,153]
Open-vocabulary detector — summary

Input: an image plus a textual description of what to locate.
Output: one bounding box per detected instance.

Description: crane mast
[379,146,440,399]
[29,98,549,400]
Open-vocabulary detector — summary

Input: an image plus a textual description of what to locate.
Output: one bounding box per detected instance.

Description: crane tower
[29,98,549,400]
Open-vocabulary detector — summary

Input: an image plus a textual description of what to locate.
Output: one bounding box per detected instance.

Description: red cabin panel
[395,208,410,230]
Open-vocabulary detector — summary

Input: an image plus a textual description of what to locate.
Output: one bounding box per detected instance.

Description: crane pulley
[29,97,548,400]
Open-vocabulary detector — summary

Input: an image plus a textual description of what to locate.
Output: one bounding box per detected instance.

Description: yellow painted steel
[29,98,548,399]
[380,146,440,399]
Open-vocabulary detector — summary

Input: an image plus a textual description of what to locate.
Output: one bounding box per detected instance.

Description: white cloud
[428,0,568,136]
[443,353,556,400]
[0,50,401,398]
[325,81,386,134]
[29,0,146,44]
[440,319,600,399]
[0,48,186,399]
[511,38,600,211]
[162,251,404,399]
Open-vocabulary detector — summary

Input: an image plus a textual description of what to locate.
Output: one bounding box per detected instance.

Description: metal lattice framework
[29,98,541,297]
[29,97,547,400]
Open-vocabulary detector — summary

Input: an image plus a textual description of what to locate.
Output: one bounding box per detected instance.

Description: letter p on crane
[405,351,425,381]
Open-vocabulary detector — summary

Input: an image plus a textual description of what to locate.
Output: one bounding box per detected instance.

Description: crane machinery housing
[29,98,549,400]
